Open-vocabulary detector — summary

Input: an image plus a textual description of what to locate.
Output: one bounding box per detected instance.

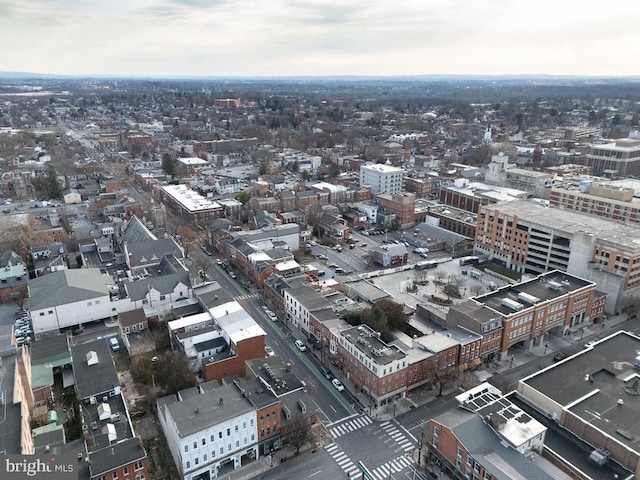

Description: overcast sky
[2,0,638,78]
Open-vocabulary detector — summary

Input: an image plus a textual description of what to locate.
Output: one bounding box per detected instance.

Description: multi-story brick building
[549,182,640,224]
[374,192,416,226]
[586,137,640,176]
[474,199,639,313]
[404,177,432,198]
[444,270,604,357]
[428,384,553,480]
[159,184,223,226]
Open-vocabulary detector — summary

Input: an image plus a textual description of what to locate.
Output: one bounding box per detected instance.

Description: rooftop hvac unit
[501,298,524,312]
[517,292,540,305]
[548,281,562,290]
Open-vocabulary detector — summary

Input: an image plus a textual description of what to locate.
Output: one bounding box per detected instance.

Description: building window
[184,445,188,453]
[112,472,118,480]
[186,461,190,469]
[123,467,128,475]
[193,442,197,449]
[219,432,222,439]
[202,438,206,446]
[227,428,230,436]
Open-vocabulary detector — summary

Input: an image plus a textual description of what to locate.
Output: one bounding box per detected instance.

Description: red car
[360,243,367,247]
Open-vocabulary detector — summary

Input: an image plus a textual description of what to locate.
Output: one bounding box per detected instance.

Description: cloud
[0,0,638,76]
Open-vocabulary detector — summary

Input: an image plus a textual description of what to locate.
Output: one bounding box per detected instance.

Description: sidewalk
[219,422,328,480]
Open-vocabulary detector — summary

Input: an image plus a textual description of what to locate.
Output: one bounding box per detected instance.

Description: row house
[284,284,333,336]
[337,325,409,409]
[157,384,259,480]
[250,196,280,214]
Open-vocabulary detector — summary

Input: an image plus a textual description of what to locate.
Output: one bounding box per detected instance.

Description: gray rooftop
[157,383,254,438]
[474,270,594,316]
[487,199,640,251]
[522,331,640,455]
[88,437,147,477]
[125,271,190,301]
[434,411,561,480]
[71,338,120,400]
[26,268,113,311]
[341,325,406,365]
[286,285,332,312]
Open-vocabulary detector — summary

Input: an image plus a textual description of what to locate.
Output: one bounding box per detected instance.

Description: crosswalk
[369,454,415,480]
[380,421,414,453]
[234,293,258,301]
[325,443,361,479]
[329,414,373,438]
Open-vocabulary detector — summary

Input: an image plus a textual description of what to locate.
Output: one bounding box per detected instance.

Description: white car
[265,346,275,357]
[295,340,307,352]
[268,312,278,321]
[109,337,120,351]
[332,378,345,392]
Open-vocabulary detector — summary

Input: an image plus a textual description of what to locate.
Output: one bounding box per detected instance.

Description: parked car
[265,346,275,357]
[267,312,278,321]
[261,305,269,312]
[553,352,568,362]
[319,366,333,380]
[216,258,223,265]
[332,378,345,392]
[229,271,237,279]
[294,340,307,352]
[584,340,596,349]
[109,337,120,351]
[335,267,345,274]
[359,243,367,247]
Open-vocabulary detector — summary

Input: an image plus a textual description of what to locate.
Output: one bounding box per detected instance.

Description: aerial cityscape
[0,73,639,480]
[2,3,640,480]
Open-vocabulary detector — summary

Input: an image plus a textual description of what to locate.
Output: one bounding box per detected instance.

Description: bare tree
[433,270,447,285]
[176,225,201,258]
[284,414,312,455]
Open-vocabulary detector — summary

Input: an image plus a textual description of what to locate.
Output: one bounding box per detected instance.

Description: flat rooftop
[521,331,640,455]
[341,325,406,366]
[486,199,640,251]
[474,270,593,316]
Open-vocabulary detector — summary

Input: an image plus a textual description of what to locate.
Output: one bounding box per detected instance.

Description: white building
[284,285,332,335]
[26,268,193,335]
[359,164,404,195]
[157,383,258,480]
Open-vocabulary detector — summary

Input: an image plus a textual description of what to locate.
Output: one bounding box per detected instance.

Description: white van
[109,337,120,351]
